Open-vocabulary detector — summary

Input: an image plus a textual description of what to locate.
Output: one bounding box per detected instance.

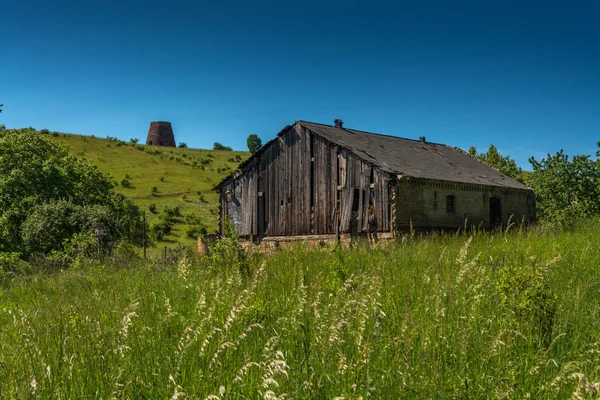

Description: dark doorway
[258,193,267,237]
[490,197,502,228]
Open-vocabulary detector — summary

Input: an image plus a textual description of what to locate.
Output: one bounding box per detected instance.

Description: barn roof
[299,121,530,190]
[215,120,530,191]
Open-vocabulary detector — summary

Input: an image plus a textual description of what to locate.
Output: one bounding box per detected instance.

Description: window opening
[446,195,455,213]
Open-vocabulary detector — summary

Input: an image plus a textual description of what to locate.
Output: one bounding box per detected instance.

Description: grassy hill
[49,132,248,249]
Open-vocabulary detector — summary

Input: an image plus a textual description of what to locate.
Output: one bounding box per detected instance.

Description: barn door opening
[258,192,266,238]
[490,197,502,228]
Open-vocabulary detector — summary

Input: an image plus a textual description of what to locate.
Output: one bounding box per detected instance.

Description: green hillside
[50,132,248,248]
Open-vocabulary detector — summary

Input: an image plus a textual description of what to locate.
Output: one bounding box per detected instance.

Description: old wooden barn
[215,120,535,241]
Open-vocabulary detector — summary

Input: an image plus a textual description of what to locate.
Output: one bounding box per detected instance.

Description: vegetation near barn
[0,126,248,253]
[1,222,600,398]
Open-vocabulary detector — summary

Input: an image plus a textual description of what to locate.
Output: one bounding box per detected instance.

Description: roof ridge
[452,146,504,174]
[297,120,448,146]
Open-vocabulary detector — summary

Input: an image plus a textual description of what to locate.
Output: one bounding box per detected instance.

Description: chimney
[419,136,426,143]
[334,119,344,128]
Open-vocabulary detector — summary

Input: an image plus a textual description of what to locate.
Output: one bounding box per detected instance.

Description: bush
[163,205,180,218]
[148,203,158,214]
[178,142,188,148]
[183,211,201,225]
[149,218,173,241]
[20,200,118,255]
[39,128,50,135]
[121,178,132,188]
[217,165,232,175]
[150,186,158,195]
[184,224,207,238]
[213,142,232,151]
[0,131,143,256]
[0,252,29,276]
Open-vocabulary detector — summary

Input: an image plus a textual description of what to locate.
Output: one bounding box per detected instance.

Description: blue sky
[1,0,599,167]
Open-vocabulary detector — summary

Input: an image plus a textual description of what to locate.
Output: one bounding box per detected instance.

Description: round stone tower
[146,121,176,147]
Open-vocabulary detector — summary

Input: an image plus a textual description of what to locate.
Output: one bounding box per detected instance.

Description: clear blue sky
[2,0,599,167]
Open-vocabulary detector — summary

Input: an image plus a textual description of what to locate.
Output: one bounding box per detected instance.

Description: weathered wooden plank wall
[337,151,390,233]
[220,123,391,237]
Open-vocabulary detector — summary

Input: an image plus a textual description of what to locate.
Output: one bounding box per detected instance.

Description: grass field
[50,133,249,249]
[1,223,599,398]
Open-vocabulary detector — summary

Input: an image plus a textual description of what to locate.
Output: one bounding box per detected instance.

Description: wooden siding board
[304,129,312,233]
[330,145,338,233]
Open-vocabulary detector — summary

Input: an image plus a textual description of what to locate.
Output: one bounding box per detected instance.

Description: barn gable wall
[219,123,392,237]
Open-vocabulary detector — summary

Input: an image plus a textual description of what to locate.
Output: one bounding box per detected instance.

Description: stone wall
[395,178,535,230]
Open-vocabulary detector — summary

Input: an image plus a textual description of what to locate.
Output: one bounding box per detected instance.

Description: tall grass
[1,223,600,398]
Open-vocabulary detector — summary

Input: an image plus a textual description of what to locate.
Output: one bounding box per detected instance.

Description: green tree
[0,129,143,255]
[528,150,600,226]
[178,142,188,148]
[246,134,262,155]
[213,142,232,151]
[469,144,524,183]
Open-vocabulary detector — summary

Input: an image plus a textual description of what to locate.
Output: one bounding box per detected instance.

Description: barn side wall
[219,123,391,237]
[395,179,535,230]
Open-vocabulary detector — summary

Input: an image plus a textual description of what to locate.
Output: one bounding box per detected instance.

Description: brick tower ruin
[146,121,176,147]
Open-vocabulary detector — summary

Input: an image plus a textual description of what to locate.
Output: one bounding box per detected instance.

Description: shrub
[39,128,50,135]
[0,252,29,276]
[121,178,132,188]
[0,132,143,255]
[148,203,158,214]
[178,142,188,148]
[149,218,173,241]
[217,165,232,175]
[183,211,201,225]
[184,224,207,238]
[163,205,180,218]
[150,186,158,195]
[213,142,232,151]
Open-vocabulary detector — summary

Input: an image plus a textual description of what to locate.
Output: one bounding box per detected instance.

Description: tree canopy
[468,145,524,183]
[246,134,262,155]
[213,142,232,151]
[528,150,600,227]
[0,129,143,256]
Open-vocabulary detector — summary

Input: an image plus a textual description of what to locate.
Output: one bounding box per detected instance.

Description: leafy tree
[0,103,3,114]
[0,129,144,255]
[178,142,188,148]
[213,142,232,151]
[246,134,262,155]
[469,144,524,183]
[528,150,600,226]
[20,200,119,255]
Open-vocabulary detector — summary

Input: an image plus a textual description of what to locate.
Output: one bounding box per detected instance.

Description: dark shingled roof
[299,121,530,190]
